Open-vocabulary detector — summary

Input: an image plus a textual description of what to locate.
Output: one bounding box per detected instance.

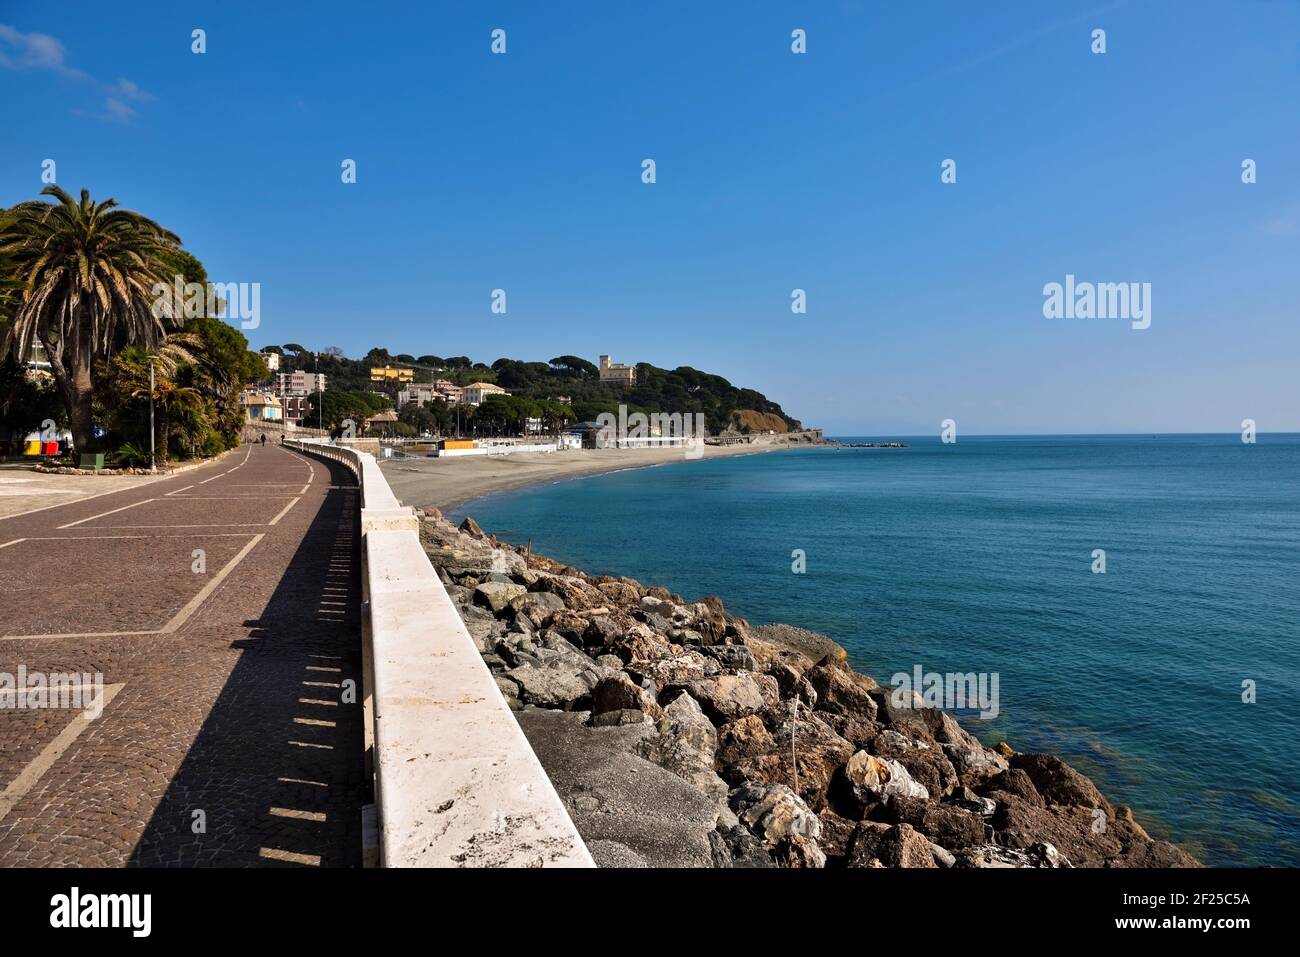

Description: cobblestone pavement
[0,462,166,520]
[0,444,365,867]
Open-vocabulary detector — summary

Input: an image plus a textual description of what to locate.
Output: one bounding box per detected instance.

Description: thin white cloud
[102,97,135,122]
[1,23,153,122]
[0,23,84,77]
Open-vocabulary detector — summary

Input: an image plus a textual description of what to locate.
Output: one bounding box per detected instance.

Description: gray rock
[635,693,728,804]
[504,664,591,709]
[731,783,823,849]
[518,709,719,867]
[509,590,567,627]
[954,842,1072,869]
[700,644,757,671]
[930,842,957,868]
[589,708,654,727]
[709,825,777,868]
[474,580,527,613]
[672,673,767,722]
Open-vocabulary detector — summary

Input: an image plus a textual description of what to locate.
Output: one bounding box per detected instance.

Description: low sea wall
[284,438,593,867]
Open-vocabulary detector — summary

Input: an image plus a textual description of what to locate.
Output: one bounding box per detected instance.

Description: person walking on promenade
[260,433,267,449]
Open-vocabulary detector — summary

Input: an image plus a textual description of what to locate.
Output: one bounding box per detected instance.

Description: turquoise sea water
[450,435,1300,866]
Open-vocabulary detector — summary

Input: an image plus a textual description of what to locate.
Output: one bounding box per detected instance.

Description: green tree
[0,186,184,451]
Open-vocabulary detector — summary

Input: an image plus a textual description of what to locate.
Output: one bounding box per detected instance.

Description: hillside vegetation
[268,346,801,435]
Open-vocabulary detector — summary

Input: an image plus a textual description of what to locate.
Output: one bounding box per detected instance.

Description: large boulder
[590,673,661,720]
[717,715,776,765]
[725,714,854,812]
[474,580,527,613]
[879,795,986,848]
[635,693,728,803]
[868,731,959,799]
[458,516,487,539]
[1011,753,1112,813]
[671,674,767,722]
[843,750,930,803]
[731,783,825,868]
[596,579,642,608]
[806,660,879,720]
[533,574,605,611]
[502,663,593,709]
[847,822,936,868]
[508,590,568,628]
[626,650,719,691]
[752,623,849,667]
[942,739,1010,788]
[955,842,1071,869]
[607,621,675,665]
[708,825,778,868]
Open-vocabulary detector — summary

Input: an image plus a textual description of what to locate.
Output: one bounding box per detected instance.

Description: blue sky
[3,1,1298,434]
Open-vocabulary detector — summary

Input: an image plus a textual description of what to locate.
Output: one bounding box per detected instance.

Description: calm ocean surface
[450,434,1300,866]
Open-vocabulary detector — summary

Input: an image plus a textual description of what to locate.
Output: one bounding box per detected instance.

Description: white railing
[285,439,593,868]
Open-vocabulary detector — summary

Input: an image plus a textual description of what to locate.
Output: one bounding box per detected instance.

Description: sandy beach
[379,436,819,512]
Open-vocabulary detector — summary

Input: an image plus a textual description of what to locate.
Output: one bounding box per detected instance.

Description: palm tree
[0,186,183,452]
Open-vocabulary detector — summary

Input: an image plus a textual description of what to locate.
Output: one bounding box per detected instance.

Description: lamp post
[316,352,324,435]
[148,361,156,472]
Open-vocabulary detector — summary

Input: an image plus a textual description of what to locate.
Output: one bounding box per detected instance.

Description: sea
[449,434,1300,866]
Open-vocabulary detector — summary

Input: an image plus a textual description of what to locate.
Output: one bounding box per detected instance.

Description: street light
[148,361,156,472]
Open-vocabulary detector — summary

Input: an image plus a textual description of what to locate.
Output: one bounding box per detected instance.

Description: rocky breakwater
[419,509,1198,870]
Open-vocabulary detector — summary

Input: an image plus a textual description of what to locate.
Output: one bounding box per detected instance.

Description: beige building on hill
[598,355,636,385]
[461,382,509,406]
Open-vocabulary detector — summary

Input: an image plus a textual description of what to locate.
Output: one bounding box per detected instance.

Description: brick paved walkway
[0,443,365,867]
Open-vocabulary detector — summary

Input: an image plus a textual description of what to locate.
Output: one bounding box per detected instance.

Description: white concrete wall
[286,439,593,868]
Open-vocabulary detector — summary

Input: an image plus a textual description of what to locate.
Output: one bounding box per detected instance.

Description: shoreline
[379,434,820,513]
[417,509,1201,868]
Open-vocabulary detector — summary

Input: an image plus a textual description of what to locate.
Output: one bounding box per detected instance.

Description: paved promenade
[0,444,365,867]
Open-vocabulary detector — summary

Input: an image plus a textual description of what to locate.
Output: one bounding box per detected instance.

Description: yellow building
[370,366,415,383]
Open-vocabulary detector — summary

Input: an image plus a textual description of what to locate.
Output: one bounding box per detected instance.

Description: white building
[260,351,282,372]
[398,384,439,406]
[277,371,326,395]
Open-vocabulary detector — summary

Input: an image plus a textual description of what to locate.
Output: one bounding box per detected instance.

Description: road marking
[159,534,265,633]
[0,683,125,826]
[165,485,194,496]
[0,539,26,550]
[267,498,301,526]
[1,630,156,642]
[1,534,264,640]
[0,483,157,523]
[57,498,155,530]
[20,533,256,541]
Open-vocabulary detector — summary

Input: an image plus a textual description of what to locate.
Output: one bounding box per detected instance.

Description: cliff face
[730,410,789,434]
[420,511,1198,869]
